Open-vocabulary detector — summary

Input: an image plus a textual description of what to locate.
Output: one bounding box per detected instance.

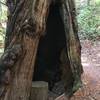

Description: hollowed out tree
[0,0,83,100]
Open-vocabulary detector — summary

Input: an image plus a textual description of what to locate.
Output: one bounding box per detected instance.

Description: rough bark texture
[60,0,83,96]
[0,0,51,100]
[0,0,83,100]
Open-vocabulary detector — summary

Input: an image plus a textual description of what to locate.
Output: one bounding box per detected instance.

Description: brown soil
[56,40,100,100]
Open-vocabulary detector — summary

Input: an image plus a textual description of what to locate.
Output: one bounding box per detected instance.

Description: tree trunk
[0,0,51,100]
[60,0,83,96]
[0,0,83,100]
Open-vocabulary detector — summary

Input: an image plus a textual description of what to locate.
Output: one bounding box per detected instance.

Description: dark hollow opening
[33,3,66,90]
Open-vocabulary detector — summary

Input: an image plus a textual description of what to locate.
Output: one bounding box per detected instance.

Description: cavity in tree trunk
[0,0,83,100]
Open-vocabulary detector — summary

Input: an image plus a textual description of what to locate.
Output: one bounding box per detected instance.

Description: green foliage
[77,1,100,40]
[0,0,7,44]
[0,1,7,22]
[0,26,5,38]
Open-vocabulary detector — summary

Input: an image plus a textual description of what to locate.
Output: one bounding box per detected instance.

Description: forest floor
[56,40,100,100]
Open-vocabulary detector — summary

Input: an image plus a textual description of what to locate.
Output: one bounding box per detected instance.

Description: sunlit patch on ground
[82,63,90,67]
[97,53,100,57]
[81,57,88,62]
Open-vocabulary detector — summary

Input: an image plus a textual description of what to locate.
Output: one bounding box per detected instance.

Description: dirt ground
[56,40,100,100]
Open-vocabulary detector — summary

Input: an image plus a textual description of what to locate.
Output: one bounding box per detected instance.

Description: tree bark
[0,0,83,99]
[0,0,51,100]
[60,0,83,96]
